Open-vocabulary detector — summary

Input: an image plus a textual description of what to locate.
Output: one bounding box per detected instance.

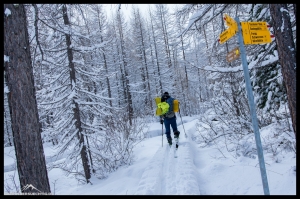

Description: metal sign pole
[235,16,270,195]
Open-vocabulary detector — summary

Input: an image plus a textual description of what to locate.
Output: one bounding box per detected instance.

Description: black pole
[178,103,187,138]
[179,111,187,138]
[162,122,163,147]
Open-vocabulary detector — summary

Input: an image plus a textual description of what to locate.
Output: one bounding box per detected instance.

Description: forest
[4,4,296,194]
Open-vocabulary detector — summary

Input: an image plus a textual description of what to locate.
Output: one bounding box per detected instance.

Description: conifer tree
[4,4,51,194]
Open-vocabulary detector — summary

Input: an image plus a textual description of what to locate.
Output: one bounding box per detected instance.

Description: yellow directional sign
[224,14,238,33]
[219,28,236,44]
[247,22,268,31]
[219,14,238,44]
[226,46,240,62]
[249,31,271,44]
[241,21,272,45]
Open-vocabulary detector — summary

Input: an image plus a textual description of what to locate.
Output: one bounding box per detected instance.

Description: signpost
[235,16,270,195]
[224,14,238,33]
[226,47,240,62]
[241,21,272,45]
[247,21,269,31]
[219,14,238,44]
[218,14,271,195]
[219,28,236,44]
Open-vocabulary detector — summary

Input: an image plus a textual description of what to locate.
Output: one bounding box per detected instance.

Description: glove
[160,119,164,124]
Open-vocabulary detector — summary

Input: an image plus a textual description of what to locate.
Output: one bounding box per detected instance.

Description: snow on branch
[178,4,213,38]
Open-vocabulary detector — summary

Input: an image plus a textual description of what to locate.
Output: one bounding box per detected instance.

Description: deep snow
[4,115,296,195]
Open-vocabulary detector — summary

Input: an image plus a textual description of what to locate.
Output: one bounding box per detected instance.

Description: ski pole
[178,104,187,138]
[162,122,163,147]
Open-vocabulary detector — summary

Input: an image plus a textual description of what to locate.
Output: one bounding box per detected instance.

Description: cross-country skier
[159,92,180,145]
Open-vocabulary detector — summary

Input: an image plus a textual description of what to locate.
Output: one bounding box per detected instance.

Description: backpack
[164,97,175,118]
[155,96,179,117]
[158,102,170,115]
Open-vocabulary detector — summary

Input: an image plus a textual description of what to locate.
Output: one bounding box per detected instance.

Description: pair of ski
[169,137,179,158]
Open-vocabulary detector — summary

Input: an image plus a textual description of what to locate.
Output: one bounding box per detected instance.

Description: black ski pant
[163,116,179,139]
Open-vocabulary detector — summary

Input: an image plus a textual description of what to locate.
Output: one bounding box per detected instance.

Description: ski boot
[167,138,172,146]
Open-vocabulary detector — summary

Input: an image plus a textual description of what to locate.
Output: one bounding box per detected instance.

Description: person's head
[162,92,170,101]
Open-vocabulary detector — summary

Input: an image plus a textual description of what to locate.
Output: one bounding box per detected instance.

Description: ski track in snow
[134,132,200,195]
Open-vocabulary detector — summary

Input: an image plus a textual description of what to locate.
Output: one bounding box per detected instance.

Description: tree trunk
[146,19,159,95]
[4,92,13,146]
[149,8,163,94]
[138,12,153,111]
[62,4,91,183]
[4,109,13,146]
[96,5,112,107]
[180,33,190,115]
[158,5,172,73]
[4,4,51,194]
[202,26,211,100]
[270,4,296,136]
[117,11,133,128]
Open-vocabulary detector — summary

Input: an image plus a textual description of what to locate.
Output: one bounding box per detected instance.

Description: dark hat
[162,92,170,99]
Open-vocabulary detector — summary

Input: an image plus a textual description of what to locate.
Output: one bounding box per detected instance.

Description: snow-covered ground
[4,115,296,195]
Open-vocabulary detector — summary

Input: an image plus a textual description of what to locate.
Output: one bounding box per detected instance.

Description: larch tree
[174,6,191,115]
[154,4,175,93]
[24,3,143,182]
[92,4,113,107]
[31,4,96,183]
[148,6,163,95]
[130,6,154,115]
[115,10,134,127]
[4,4,51,194]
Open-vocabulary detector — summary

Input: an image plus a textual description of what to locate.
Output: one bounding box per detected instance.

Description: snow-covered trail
[135,119,201,195]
